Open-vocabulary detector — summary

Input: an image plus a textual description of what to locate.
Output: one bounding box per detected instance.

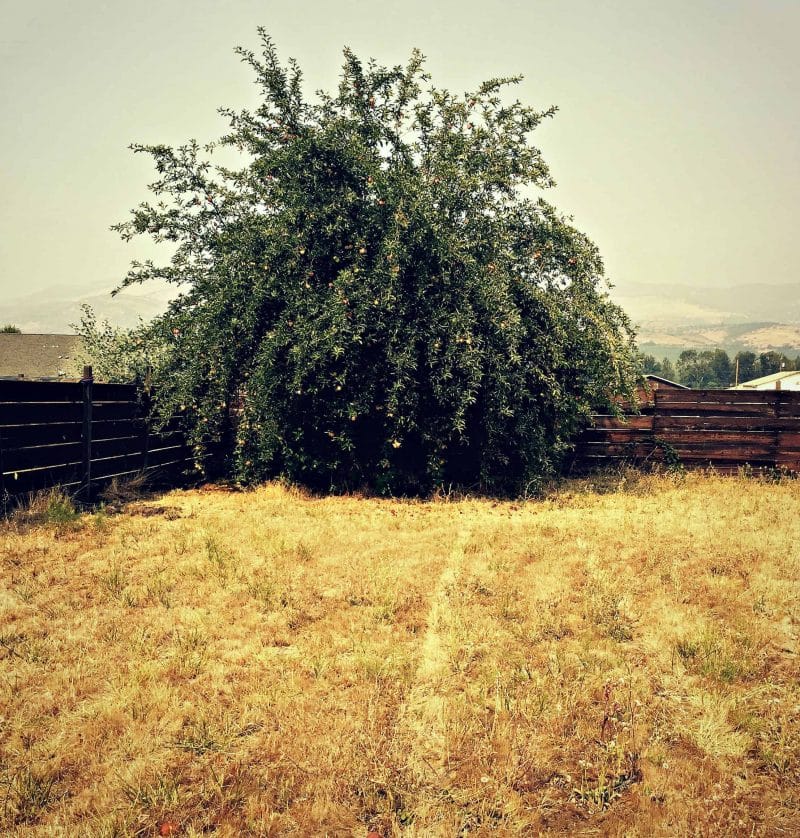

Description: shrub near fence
[0,368,197,503]
[577,388,800,474]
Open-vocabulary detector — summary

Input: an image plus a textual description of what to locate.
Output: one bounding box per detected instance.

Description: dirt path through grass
[396,525,472,780]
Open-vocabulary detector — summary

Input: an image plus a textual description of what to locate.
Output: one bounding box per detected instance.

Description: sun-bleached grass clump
[0,473,798,835]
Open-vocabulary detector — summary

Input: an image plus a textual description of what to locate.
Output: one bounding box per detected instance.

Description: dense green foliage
[113,32,639,494]
[75,305,169,385]
[1,324,21,333]
[641,349,799,389]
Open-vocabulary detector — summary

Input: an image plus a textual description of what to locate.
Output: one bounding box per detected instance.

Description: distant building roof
[644,374,689,390]
[731,370,800,390]
[0,334,84,380]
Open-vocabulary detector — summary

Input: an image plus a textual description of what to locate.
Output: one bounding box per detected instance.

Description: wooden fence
[0,370,198,503]
[4,379,799,502]
[576,389,800,473]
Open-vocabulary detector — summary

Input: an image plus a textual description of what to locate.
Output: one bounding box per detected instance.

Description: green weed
[1,766,59,825]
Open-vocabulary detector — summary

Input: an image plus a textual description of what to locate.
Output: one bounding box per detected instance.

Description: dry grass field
[1,472,798,836]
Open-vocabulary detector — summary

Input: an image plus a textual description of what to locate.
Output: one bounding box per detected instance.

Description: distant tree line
[641,349,800,389]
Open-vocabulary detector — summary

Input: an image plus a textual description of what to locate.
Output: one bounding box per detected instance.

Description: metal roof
[731,370,800,390]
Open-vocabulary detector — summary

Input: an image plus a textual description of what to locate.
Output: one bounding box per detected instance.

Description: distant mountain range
[0,283,173,333]
[3,278,798,360]
[609,281,800,360]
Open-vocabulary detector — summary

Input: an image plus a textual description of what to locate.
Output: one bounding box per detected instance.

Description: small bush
[13,489,80,528]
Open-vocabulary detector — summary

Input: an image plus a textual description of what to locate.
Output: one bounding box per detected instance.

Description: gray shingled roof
[0,334,84,380]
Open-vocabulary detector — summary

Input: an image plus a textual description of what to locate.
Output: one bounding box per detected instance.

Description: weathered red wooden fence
[0,371,197,503]
[576,389,800,473]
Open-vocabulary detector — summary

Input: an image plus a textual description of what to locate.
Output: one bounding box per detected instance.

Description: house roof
[731,370,800,390]
[644,374,689,389]
[0,334,84,380]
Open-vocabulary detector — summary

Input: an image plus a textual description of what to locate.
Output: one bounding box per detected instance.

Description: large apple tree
[114,31,639,494]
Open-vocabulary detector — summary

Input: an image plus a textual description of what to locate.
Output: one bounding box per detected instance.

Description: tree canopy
[641,349,799,389]
[112,31,639,494]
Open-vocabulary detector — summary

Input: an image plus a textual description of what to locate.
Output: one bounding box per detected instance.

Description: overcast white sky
[1,0,798,309]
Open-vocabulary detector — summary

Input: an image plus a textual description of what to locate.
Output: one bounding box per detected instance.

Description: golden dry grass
[1,472,798,835]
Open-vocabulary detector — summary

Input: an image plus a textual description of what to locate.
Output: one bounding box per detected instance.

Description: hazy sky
[1,0,798,311]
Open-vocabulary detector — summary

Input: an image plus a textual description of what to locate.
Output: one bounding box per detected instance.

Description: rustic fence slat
[777,431,800,450]
[91,402,142,422]
[0,381,83,402]
[656,403,781,417]
[92,436,145,461]
[576,442,657,459]
[90,444,194,481]
[146,431,187,450]
[91,456,145,481]
[145,445,194,466]
[580,429,655,444]
[653,430,779,446]
[655,390,797,405]
[591,415,654,430]
[2,463,84,495]
[90,383,139,401]
[0,422,83,449]
[2,443,83,473]
[653,415,797,432]
[0,402,83,425]
[775,400,800,418]
[92,419,147,442]
[667,444,777,461]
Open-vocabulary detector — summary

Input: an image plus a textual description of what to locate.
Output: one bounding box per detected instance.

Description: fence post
[141,385,151,472]
[0,425,6,514]
[81,365,93,503]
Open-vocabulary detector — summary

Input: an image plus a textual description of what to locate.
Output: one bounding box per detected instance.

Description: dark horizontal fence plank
[0,422,82,450]
[777,431,800,450]
[591,415,654,431]
[92,436,145,461]
[580,430,654,445]
[669,443,777,461]
[653,415,797,432]
[92,453,149,481]
[2,463,83,496]
[90,443,193,481]
[147,416,186,436]
[1,402,82,425]
[580,439,776,460]
[146,445,194,467]
[91,402,142,422]
[576,442,657,460]
[2,442,83,473]
[0,381,83,403]
[656,390,796,405]
[91,382,139,401]
[147,431,186,450]
[776,453,800,468]
[92,418,146,441]
[654,430,778,446]
[655,402,778,418]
